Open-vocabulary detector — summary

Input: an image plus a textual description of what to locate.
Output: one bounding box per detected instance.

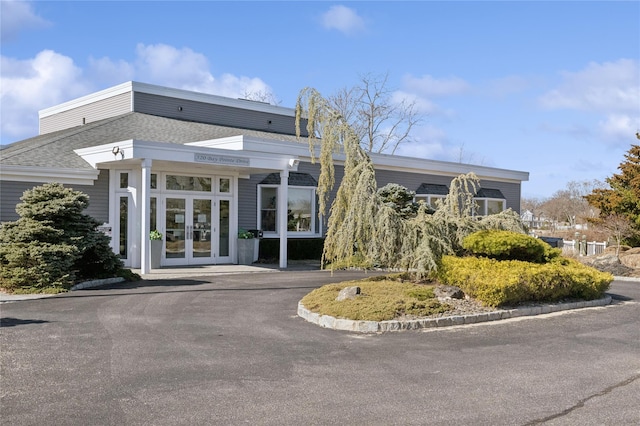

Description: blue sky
[1,1,639,199]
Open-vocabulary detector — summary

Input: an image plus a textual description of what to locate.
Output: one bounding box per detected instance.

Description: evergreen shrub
[0,183,125,292]
[438,255,612,307]
[462,230,558,263]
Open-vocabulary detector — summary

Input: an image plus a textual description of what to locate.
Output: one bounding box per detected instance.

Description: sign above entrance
[194,153,250,167]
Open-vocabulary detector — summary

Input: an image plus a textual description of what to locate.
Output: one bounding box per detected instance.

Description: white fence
[562,240,607,257]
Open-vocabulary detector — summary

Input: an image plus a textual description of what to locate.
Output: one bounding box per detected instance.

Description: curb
[70,277,125,291]
[297,295,613,333]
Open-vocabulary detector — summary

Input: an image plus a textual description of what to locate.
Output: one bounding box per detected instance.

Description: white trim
[74,139,296,173]
[39,81,297,120]
[39,82,134,119]
[279,170,289,268]
[0,165,99,185]
[196,136,529,183]
[258,184,319,238]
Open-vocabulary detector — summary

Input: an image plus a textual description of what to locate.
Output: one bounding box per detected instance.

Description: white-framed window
[258,185,317,235]
[474,198,506,216]
[415,194,446,209]
[473,188,506,216]
[259,186,278,233]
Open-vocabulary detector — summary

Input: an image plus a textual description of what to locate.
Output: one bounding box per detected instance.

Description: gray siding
[0,170,109,223]
[234,161,522,238]
[83,169,110,223]
[237,177,258,231]
[0,180,31,222]
[375,169,521,211]
[134,92,308,137]
[40,92,132,135]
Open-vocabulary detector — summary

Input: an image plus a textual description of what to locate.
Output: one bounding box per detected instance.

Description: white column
[140,159,152,274]
[278,169,289,268]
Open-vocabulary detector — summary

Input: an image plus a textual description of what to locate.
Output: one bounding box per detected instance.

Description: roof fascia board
[0,165,99,185]
[75,139,296,171]
[39,81,297,120]
[131,82,297,117]
[39,82,134,119]
[195,136,528,182]
[189,136,318,159]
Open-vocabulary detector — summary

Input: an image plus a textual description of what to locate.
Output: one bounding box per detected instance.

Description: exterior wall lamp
[112,146,124,159]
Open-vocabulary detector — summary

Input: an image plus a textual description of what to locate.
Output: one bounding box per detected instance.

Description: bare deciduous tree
[327,72,423,154]
[591,213,634,257]
[540,180,603,228]
[241,89,281,106]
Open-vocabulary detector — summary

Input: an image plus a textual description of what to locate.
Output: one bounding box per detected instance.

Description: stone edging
[70,277,125,291]
[297,296,613,333]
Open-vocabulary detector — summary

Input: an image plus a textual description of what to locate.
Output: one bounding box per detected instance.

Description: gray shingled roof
[0,112,301,170]
[260,172,318,186]
[416,183,449,195]
[476,188,505,199]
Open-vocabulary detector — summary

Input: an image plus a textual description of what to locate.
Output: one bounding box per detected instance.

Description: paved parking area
[1,271,639,425]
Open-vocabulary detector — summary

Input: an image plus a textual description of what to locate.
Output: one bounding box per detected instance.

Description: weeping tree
[296,88,380,268]
[296,88,526,277]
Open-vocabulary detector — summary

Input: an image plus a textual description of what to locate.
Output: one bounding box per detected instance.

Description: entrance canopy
[74,136,300,174]
[75,136,302,274]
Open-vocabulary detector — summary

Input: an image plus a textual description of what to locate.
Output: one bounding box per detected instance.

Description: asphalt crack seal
[523,372,640,425]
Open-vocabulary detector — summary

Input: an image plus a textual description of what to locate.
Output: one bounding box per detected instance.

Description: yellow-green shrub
[463,230,556,263]
[438,255,612,307]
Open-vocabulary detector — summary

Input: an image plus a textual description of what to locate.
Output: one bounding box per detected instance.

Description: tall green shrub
[0,183,123,291]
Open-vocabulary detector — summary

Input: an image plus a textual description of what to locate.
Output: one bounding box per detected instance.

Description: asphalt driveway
[1,271,639,425]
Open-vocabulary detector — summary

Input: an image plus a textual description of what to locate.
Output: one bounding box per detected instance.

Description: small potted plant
[237,229,255,265]
[150,230,163,269]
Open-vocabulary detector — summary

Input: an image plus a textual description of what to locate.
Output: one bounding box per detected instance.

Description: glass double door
[164,196,231,265]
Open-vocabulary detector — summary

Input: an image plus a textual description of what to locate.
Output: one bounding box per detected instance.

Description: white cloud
[395,124,448,159]
[0,50,89,140]
[485,75,533,98]
[134,43,215,89]
[0,0,50,42]
[0,43,277,143]
[87,56,135,87]
[402,74,470,97]
[391,90,441,115]
[539,59,639,113]
[538,59,640,147]
[321,5,366,35]
[598,113,640,145]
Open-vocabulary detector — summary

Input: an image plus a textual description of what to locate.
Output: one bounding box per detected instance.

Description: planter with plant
[237,229,255,265]
[150,230,163,269]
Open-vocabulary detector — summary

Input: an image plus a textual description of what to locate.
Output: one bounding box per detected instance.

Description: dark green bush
[259,238,324,261]
[0,183,125,292]
[462,230,555,263]
[438,255,613,307]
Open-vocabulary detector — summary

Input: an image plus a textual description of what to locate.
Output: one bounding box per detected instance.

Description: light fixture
[177,106,183,111]
[288,158,300,168]
[112,146,124,159]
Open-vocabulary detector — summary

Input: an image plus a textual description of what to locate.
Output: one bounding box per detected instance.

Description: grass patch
[300,277,450,322]
[1,286,68,295]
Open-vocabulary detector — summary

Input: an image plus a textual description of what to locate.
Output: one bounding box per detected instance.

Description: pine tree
[586,145,640,245]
